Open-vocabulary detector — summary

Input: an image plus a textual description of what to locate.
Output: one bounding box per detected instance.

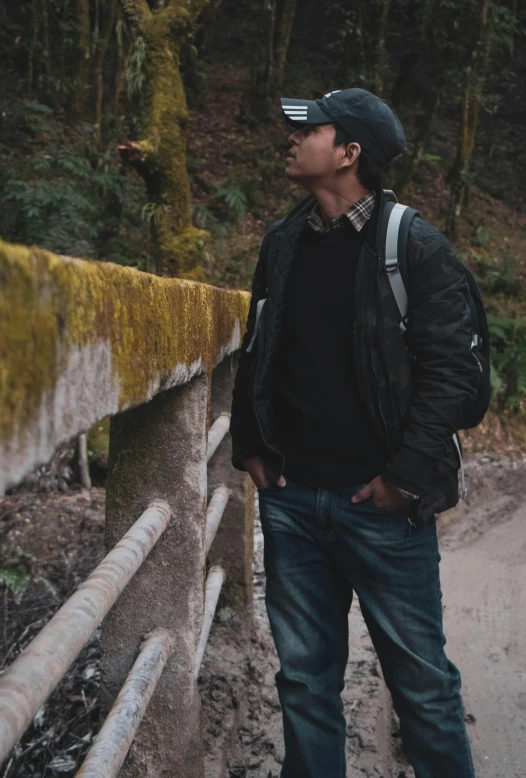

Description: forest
[1,0,526,443]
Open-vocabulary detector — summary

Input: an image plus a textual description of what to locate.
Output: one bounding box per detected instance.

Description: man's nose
[288,130,301,144]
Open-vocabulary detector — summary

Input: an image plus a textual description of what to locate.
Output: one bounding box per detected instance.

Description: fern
[127,36,147,98]
[214,181,248,218]
[487,315,526,411]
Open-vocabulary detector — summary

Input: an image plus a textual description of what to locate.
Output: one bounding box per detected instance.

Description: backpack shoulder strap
[380,198,419,333]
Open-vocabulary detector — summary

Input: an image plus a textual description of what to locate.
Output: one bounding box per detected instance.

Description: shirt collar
[307,190,376,233]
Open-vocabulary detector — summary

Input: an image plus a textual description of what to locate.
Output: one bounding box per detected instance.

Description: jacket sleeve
[381,231,481,495]
[230,233,271,471]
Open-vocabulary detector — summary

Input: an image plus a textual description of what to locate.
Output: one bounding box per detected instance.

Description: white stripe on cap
[284,108,308,113]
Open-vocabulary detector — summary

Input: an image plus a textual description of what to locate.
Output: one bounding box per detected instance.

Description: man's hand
[352,475,412,511]
[242,456,287,490]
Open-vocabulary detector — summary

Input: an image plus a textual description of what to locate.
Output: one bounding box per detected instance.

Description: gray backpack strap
[246,297,267,353]
[381,197,420,334]
[385,203,410,333]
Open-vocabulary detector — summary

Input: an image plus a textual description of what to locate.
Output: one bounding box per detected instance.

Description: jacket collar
[278,186,385,256]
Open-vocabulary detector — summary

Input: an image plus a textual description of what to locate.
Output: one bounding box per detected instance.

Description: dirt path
[202,455,526,777]
[438,459,526,778]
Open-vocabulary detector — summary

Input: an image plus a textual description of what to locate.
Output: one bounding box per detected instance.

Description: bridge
[0,238,254,777]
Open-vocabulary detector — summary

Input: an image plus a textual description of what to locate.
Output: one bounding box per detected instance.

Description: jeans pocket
[257,481,282,493]
[361,495,409,517]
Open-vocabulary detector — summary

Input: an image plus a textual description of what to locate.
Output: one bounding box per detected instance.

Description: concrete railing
[0,239,255,777]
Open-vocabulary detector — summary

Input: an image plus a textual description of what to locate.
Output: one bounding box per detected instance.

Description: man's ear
[339,141,361,170]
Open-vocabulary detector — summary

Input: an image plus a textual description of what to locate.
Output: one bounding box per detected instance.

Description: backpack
[380,191,491,498]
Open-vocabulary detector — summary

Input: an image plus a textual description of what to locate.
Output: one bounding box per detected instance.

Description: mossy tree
[118,0,209,280]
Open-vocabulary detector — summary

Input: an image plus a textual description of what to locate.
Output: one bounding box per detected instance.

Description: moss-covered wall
[0,238,249,492]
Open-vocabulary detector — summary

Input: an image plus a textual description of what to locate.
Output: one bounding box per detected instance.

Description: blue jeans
[258,479,475,778]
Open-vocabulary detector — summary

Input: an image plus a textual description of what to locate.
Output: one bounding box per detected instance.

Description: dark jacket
[230,192,481,524]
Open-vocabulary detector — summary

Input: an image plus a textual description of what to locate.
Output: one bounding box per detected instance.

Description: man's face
[285,124,344,186]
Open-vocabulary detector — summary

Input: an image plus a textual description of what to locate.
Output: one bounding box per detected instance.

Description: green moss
[88,417,110,461]
[0,238,249,451]
[132,8,210,279]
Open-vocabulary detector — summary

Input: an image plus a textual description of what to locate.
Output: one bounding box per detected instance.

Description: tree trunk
[242,0,276,123]
[60,0,71,85]
[272,0,296,90]
[118,0,210,280]
[394,91,438,197]
[67,0,91,124]
[198,0,222,52]
[510,0,517,60]
[373,0,391,98]
[28,0,38,98]
[94,0,118,145]
[445,0,492,238]
[40,0,52,89]
[343,1,368,86]
[112,10,127,118]
[391,0,435,109]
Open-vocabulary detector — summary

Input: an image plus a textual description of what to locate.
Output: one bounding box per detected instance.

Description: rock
[218,606,235,624]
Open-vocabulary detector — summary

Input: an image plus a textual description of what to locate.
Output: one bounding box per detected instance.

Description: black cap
[281,88,406,168]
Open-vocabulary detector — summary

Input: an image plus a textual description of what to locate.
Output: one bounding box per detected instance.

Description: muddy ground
[1,455,525,776]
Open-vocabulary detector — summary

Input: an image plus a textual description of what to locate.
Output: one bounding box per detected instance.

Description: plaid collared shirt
[307,190,376,233]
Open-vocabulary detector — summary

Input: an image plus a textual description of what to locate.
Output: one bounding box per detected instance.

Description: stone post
[100,374,209,778]
[206,354,255,620]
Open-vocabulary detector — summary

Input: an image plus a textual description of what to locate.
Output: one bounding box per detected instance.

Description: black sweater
[272,223,386,488]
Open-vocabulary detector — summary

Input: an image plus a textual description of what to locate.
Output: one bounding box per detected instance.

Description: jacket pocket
[246,297,267,354]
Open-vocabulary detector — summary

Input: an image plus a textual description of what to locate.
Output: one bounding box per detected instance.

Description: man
[230,88,480,778]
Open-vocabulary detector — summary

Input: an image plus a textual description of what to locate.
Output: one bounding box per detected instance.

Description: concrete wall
[101,374,210,778]
[207,356,255,619]
[0,238,249,493]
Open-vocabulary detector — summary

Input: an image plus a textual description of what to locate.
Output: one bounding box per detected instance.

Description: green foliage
[214,180,249,218]
[474,226,490,246]
[0,99,150,266]
[181,36,209,109]
[420,153,442,168]
[141,201,167,227]
[2,154,97,256]
[192,203,229,237]
[1,100,57,143]
[0,551,33,604]
[127,35,147,98]
[192,177,257,235]
[469,250,520,298]
[487,315,526,411]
